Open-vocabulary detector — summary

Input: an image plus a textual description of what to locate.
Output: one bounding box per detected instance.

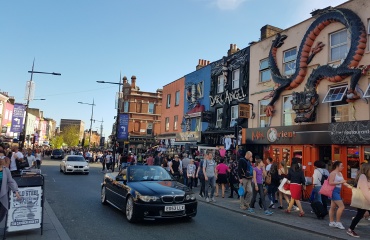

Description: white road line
[53,178,56,182]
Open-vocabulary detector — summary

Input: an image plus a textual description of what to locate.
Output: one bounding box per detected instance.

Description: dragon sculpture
[265,8,367,123]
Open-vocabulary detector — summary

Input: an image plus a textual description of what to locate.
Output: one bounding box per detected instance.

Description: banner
[7,186,43,232]
[10,103,26,133]
[117,113,129,140]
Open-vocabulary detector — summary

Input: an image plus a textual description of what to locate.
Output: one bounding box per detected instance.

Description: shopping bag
[351,187,370,210]
[318,179,335,198]
[278,178,291,195]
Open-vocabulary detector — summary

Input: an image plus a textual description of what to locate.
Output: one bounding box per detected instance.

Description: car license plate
[164,205,185,212]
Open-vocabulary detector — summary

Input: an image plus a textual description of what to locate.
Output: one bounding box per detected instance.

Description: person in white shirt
[35,148,42,169]
[312,160,330,210]
[10,146,24,175]
[25,148,36,168]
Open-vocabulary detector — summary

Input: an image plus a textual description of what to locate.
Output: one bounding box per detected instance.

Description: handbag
[319,179,335,198]
[16,158,29,170]
[265,172,272,185]
[351,187,370,210]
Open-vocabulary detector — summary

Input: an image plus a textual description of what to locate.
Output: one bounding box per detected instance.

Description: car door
[114,175,129,209]
[104,174,116,205]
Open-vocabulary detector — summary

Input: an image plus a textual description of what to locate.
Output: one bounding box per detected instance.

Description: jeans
[251,183,267,211]
[187,176,194,189]
[182,169,187,185]
[240,178,252,208]
[205,176,215,198]
[267,185,278,204]
[199,176,206,196]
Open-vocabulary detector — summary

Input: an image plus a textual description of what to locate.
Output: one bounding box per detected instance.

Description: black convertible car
[101,165,197,222]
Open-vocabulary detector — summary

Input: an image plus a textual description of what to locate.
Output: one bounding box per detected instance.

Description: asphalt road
[42,158,333,240]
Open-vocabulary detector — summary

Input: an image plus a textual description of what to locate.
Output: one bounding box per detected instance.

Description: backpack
[240,158,253,179]
[319,169,328,185]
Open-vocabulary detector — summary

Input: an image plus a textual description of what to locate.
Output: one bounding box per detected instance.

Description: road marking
[53,178,56,182]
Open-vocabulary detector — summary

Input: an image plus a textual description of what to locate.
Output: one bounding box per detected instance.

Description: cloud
[213,0,247,10]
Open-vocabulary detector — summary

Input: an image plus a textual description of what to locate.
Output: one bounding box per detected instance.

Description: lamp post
[97,75,123,172]
[21,59,61,150]
[78,99,95,150]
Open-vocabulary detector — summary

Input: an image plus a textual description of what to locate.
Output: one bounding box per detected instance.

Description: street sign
[239,103,250,119]
[10,104,26,133]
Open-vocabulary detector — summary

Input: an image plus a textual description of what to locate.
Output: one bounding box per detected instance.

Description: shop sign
[239,103,250,119]
[209,88,247,107]
[251,128,296,142]
[176,131,201,142]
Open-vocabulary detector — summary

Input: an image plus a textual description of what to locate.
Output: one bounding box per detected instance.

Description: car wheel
[101,186,107,205]
[125,196,138,223]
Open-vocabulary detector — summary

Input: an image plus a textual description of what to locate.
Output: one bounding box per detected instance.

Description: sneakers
[336,222,345,230]
[247,208,255,213]
[347,229,359,238]
[198,193,204,198]
[292,206,299,211]
[269,203,274,208]
[329,222,337,228]
[264,210,273,216]
[211,197,216,203]
[206,197,210,203]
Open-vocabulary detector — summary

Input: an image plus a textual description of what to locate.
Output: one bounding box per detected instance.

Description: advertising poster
[10,103,26,133]
[117,113,129,140]
[6,186,43,232]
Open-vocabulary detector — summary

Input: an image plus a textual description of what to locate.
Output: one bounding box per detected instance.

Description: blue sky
[0,0,347,138]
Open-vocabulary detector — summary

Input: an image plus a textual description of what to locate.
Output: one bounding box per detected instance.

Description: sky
[0,0,348,138]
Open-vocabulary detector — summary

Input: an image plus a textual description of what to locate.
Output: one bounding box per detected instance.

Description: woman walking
[328,161,353,230]
[285,160,306,217]
[35,149,42,169]
[228,155,239,198]
[268,162,280,209]
[215,158,228,198]
[250,159,273,216]
[347,163,370,238]
[196,157,206,198]
[278,160,290,209]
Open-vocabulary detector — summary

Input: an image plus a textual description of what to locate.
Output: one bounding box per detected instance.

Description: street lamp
[21,59,61,150]
[96,75,124,172]
[78,99,96,150]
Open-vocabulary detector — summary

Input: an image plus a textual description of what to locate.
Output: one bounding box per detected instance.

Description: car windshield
[53,150,62,154]
[67,156,85,162]
[128,166,173,182]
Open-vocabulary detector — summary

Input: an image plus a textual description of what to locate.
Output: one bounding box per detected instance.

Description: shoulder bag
[319,179,335,198]
[351,187,370,210]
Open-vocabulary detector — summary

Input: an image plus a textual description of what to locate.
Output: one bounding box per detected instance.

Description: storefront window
[347,146,360,179]
[283,148,291,167]
[272,148,280,164]
[364,146,370,164]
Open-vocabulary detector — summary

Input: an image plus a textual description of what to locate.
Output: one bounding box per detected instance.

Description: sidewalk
[194,186,370,240]
[0,199,70,240]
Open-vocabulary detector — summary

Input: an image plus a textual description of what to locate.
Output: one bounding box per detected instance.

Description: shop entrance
[318,145,331,170]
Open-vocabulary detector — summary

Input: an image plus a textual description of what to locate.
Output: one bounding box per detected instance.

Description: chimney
[131,75,136,89]
[260,25,283,41]
[196,59,210,70]
[227,44,239,56]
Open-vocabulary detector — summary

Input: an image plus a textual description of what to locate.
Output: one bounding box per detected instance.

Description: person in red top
[146,154,154,166]
[215,158,229,198]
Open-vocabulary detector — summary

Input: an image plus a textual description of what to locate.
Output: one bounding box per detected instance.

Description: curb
[197,197,347,240]
[44,199,71,240]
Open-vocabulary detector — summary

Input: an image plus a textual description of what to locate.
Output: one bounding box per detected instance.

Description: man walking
[238,150,254,213]
[181,153,191,185]
[203,150,217,203]
[154,152,162,166]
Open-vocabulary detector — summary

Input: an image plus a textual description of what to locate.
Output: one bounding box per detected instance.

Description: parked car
[101,165,197,223]
[51,149,64,159]
[60,155,89,174]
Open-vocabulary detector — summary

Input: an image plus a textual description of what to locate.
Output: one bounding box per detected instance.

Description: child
[187,159,196,189]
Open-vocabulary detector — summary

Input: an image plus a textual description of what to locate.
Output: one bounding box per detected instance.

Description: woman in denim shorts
[328,161,352,230]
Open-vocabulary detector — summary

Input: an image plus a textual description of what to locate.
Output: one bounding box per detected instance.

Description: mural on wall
[264,7,367,123]
[210,48,249,129]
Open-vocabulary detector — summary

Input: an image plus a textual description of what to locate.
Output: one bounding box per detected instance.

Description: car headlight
[84,165,89,168]
[186,194,195,200]
[136,192,159,202]
[66,164,73,168]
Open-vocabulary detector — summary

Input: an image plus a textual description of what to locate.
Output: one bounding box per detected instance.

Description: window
[174,115,178,131]
[197,82,204,98]
[148,103,154,114]
[195,118,201,131]
[259,100,270,127]
[217,75,224,93]
[166,94,171,108]
[331,98,348,123]
[259,59,271,82]
[232,69,240,89]
[165,117,169,131]
[283,48,297,76]
[230,105,238,127]
[175,91,180,106]
[216,108,223,128]
[364,83,370,98]
[283,95,296,126]
[330,29,348,62]
[322,85,348,103]
[123,101,129,112]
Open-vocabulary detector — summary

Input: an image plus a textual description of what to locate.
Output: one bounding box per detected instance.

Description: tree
[50,136,63,149]
[61,125,80,147]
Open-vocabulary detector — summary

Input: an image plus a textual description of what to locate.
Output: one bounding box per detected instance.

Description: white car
[60,155,89,175]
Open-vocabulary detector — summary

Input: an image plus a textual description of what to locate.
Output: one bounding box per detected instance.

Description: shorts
[330,187,342,201]
[216,174,228,184]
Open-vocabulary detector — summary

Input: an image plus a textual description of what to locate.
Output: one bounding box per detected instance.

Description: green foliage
[61,125,80,147]
[50,136,63,149]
